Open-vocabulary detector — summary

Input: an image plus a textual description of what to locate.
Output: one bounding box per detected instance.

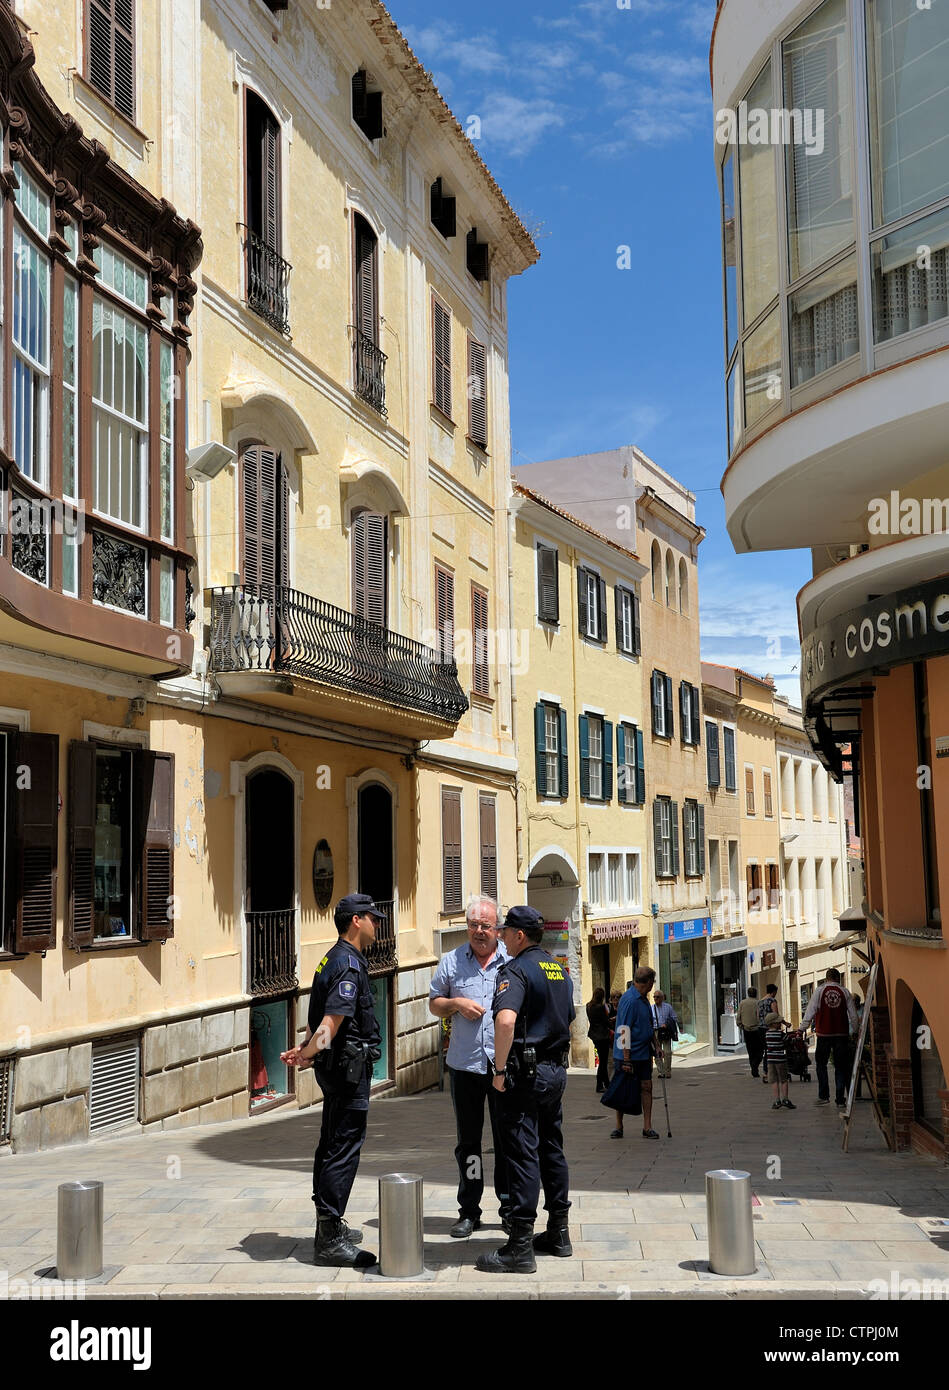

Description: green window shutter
[664,677,675,740]
[632,593,641,656]
[597,576,608,642]
[670,801,680,876]
[537,545,559,623]
[679,683,689,743]
[652,799,664,878]
[707,723,720,787]
[651,672,661,735]
[616,723,626,803]
[534,703,547,797]
[691,687,701,746]
[697,804,706,875]
[602,720,613,801]
[577,568,588,637]
[578,715,590,798]
[635,727,645,805]
[558,707,569,799]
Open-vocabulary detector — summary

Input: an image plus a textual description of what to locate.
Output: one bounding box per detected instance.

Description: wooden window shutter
[597,576,608,642]
[10,732,59,953]
[242,445,280,593]
[433,298,451,417]
[435,565,454,663]
[680,683,689,741]
[697,804,706,874]
[577,568,589,637]
[479,794,497,900]
[670,802,680,876]
[635,727,645,806]
[691,687,701,746]
[537,545,559,623]
[138,751,175,941]
[683,803,692,875]
[558,707,569,799]
[88,0,135,123]
[632,593,641,656]
[278,457,290,590]
[602,720,613,801]
[472,585,489,696]
[242,446,260,590]
[259,447,279,593]
[68,741,97,950]
[653,800,664,877]
[467,337,488,448]
[664,677,674,739]
[262,107,280,252]
[352,509,387,626]
[616,724,627,803]
[707,723,720,787]
[441,788,462,913]
[724,727,737,790]
[746,766,755,815]
[354,216,378,345]
[534,703,547,797]
[578,715,590,798]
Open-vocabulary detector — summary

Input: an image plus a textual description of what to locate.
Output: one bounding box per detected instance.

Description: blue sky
[395,0,810,702]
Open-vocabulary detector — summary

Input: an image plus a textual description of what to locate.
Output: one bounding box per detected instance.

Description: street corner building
[0,0,536,1153]
[712,0,949,1154]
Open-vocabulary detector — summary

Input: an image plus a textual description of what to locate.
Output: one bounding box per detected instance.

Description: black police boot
[474,1219,537,1274]
[314,1217,377,1269]
[532,1215,573,1258]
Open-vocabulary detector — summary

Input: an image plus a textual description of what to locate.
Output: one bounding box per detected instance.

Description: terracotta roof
[512,480,640,563]
[703,661,776,690]
[366,0,539,270]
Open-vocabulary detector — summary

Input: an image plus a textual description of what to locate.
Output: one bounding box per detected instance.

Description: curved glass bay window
[0,11,200,672]
[718,0,949,454]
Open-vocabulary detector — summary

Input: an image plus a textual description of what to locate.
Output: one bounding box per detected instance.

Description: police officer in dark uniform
[281,893,382,1268]
[475,905,576,1274]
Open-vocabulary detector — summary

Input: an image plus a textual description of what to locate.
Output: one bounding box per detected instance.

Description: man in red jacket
[803,967,858,1107]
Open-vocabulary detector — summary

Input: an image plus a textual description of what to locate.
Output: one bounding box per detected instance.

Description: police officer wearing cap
[475,905,576,1274]
[281,893,382,1268]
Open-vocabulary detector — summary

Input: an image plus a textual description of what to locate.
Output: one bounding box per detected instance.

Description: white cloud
[402,23,507,76]
[475,93,569,157]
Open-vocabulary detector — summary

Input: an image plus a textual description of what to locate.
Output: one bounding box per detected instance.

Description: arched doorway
[526,849,583,1059]
[910,997,946,1139]
[245,766,296,1112]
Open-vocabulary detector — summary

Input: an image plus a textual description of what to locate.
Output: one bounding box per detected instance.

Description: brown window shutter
[746,864,755,914]
[442,788,462,913]
[479,794,497,900]
[433,297,451,417]
[262,108,280,252]
[436,564,454,663]
[68,740,97,950]
[242,445,260,590]
[472,585,489,696]
[354,216,378,344]
[745,766,755,815]
[88,0,135,124]
[138,751,175,941]
[243,446,280,593]
[352,509,387,625]
[11,732,59,953]
[467,337,487,448]
[278,457,289,590]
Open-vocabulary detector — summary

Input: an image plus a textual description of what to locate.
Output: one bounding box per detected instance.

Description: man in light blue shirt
[430,895,511,1239]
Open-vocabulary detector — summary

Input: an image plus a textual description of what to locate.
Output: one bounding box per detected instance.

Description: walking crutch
[653,1030,672,1138]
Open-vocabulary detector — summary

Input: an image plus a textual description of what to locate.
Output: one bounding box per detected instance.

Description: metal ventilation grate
[90,1036,140,1133]
[0,1057,12,1143]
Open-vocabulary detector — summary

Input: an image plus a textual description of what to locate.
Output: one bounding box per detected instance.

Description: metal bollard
[57,1180,104,1280]
[705,1168,755,1276]
[378,1172,424,1278]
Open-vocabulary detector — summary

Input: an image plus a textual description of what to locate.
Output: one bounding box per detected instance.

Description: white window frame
[588,850,605,907]
[625,850,642,911]
[543,701,560,798]
[587,712,603,799]
[91,294,149,533]
[617,587,634,654]
[658,797,673,876]
[585,569,600,640]
[653,671,667,737]
[684,799,700,876]
[681,682,693,743]
[620,720,637,802]
[11,220,51,491]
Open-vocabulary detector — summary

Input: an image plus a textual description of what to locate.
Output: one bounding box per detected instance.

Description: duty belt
[535,1046,569,1065]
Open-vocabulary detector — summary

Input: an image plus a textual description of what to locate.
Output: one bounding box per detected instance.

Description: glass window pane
[160,556,174,626]
[738,61,780,326]
[783,0,854,280]
[94,748,132,940]
[868,0,949,227]
[742,306,782,429]
[726,356,743,454]
[722,152,738,360]
[790,255,859,385]
[872,204,949,341]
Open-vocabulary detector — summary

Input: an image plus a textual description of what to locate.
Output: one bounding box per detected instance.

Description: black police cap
[336,893,385,922]
[502,905,545,932]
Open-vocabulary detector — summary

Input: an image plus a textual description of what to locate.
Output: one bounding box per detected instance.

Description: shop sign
[761,949,777,968]
[661,916,711,944]
[784,941,798,969]
[802,574,949,707]
[591,919,641,943]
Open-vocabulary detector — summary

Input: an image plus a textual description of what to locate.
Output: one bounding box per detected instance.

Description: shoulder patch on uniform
[347,954,361,970]
[496,980,509,993]
[338,980,357,1000]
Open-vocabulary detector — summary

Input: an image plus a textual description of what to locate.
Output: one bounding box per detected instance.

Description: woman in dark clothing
[586,987,612,1093]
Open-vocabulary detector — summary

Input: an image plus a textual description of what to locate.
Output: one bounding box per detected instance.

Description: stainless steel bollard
[57,1180,104,1280]
[378,1172,424,1278]
[705,1168,755,1276]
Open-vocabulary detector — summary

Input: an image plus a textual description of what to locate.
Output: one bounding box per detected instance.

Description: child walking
[764,1010,796,1110]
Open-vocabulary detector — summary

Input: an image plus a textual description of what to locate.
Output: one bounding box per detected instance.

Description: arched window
[679,558,689,615]
[664,549,676,608]
[650,541,661,600]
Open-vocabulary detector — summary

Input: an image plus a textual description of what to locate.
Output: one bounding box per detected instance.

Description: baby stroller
[784,1028,811,1082]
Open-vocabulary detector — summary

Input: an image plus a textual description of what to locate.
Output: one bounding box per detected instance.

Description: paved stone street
[2,1053,948,1300]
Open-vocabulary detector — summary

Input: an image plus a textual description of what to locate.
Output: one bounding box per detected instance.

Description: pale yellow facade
[510,485,648,1066]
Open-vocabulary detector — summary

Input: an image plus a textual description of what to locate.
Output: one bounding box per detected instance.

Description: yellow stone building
[0,0,535,1151]
[510,483,648,1066]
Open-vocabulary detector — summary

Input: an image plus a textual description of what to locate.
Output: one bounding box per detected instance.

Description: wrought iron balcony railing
[247,908,298,997]
[239,224,292,335]
[209,586,468,723]
[366,898,397,977]
[351,325,387,415]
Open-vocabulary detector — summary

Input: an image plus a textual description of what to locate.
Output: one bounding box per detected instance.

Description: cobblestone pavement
[2,1053,948,1300]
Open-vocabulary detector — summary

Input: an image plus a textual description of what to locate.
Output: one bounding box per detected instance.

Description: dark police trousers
[449,1065,510,1220]
[311,1061,371,1220]
[496,1060,570,1224]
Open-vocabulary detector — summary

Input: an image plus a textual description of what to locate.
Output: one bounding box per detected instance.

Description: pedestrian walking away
[429,894,511,1238]
[737,987,765,1077]
[763,1008,795,1110]
[281,894,383,1268]
[611,967,660,1140]
[475,906,575,1274]
[586,987,612,1092]
[804,967,859,1106]
[651,990,679,1078]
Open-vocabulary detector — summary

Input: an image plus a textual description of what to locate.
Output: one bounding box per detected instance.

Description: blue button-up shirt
[613,987,655,1060]
[430,943,508,1073]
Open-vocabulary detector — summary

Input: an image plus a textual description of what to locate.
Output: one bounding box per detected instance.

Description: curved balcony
[208,585,468,738]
